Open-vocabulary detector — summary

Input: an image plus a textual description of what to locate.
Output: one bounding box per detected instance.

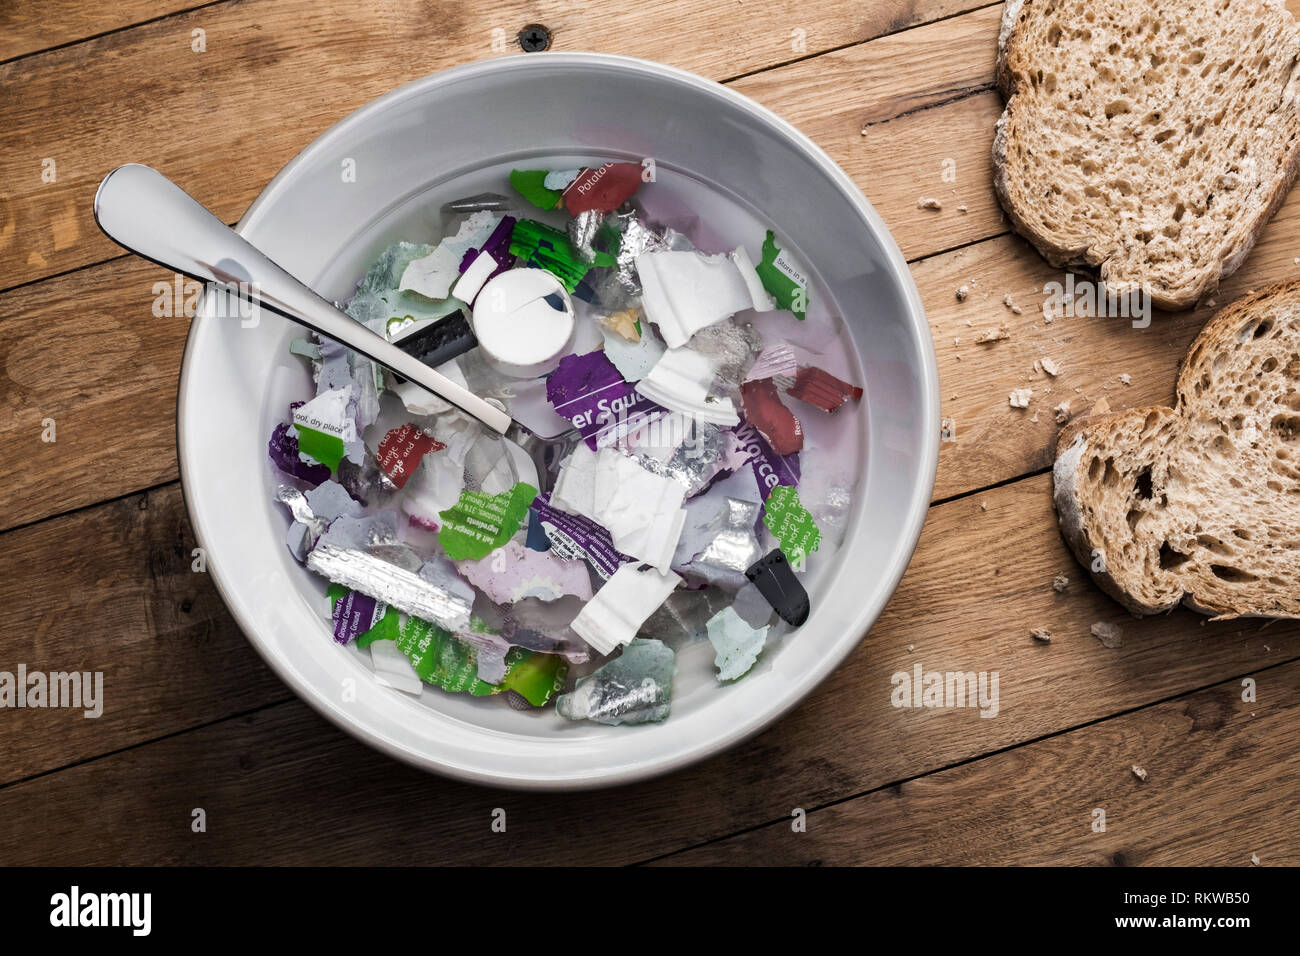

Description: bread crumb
[980,501,988,511]
[907,644,914,653]
[1092,397,1111,414]
[1052,573,1070,592]
[1119,373,1132,386]
[1042,357,1061,376]
[1030,411,1039,423]
[956,284,970,302]
[1009,387,1032,408]
[1251,853,1261,866]
[1131,764,1147,782]
[1031,627,1052,643]
[917,197,943,210]
[957,204,968,214]
[940,417,956,442]
[1053,401,1072,424]
[1206,298,1217,307]
[1091,621,1124,648]
[975,326,1011,344]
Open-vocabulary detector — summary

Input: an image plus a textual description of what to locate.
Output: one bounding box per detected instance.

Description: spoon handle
[93,163,511,435]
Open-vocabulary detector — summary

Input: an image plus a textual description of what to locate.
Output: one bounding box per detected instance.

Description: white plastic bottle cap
[471,268,576,378]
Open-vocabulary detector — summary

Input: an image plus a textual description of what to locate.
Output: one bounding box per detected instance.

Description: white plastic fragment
[635,347,740,426]
[636,248,774,349]
[450,249,498,305]
[398,211,498,300]
[570,563,682,655]
[551,444,687,571]
[368,638,424,696]
[292,387,357,443]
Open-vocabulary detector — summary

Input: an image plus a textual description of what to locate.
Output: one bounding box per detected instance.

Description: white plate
[178,53,939,789]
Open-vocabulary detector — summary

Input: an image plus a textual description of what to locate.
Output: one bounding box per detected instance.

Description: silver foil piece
[556,638,675,725]
[567,210,607,265]
[633,419,730,498]
[305,512,473,631]
[689,321,762,385]
[440,192,511,215]
[692,497,763,584]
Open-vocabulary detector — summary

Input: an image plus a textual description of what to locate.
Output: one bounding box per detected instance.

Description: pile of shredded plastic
[269,162,863,725]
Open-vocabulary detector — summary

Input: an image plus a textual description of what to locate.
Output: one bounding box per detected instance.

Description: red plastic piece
[376,424,445,490]
[562,163,643,214]
[787,367,863,413]
[740,379,804,456]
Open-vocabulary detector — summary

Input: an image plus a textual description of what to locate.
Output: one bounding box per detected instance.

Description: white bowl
[178,52,939,789]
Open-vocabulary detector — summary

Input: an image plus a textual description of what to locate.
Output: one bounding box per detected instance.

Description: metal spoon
[93,163,512,435]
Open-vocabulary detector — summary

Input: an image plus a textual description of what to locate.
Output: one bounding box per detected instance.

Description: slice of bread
[1055,281,1300,618]
[995,0,1300,311]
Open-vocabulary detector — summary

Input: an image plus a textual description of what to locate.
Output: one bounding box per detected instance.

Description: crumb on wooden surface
[1092,621,1124,648]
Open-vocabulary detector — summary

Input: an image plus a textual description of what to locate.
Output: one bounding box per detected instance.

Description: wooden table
[1,0,1297,866]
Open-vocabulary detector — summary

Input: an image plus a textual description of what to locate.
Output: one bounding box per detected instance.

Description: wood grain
[0,483,286,784]
[0,1,206,63]
[659,660,1300,866]
[0,472,1294,862]
[0,0,996,292]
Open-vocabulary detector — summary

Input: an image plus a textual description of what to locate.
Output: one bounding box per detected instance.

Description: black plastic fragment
[389,310,478,382]
[745,549,810,626]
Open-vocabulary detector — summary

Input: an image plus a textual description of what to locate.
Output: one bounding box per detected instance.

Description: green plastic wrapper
[295,425,345,473]
[509,170,562,210]
[755,230,809,319]
[509,219,616,292]
[438,482,538,560]
[396,617,568,705]
[326,583,400,648]
[761,485,822,566]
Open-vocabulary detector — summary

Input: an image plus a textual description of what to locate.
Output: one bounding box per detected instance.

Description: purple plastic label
[547,350,669,450]
[331,590,383,645]
[269,420,332,484]
[459,215,517,274]
[734,421,801,501]
[531,492,627,579]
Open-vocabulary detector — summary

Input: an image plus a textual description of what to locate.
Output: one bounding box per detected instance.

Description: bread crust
[993,0,1300,312]
[1053,280,1300,619]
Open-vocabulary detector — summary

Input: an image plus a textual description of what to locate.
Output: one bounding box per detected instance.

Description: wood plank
[0,1,207,63]
[659,659,1300,865]
[0,483,287,785]
[0,0,996,291]
[1,470,1294,861]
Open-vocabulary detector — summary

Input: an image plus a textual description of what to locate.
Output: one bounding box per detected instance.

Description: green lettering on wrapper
[438,482,539,560]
